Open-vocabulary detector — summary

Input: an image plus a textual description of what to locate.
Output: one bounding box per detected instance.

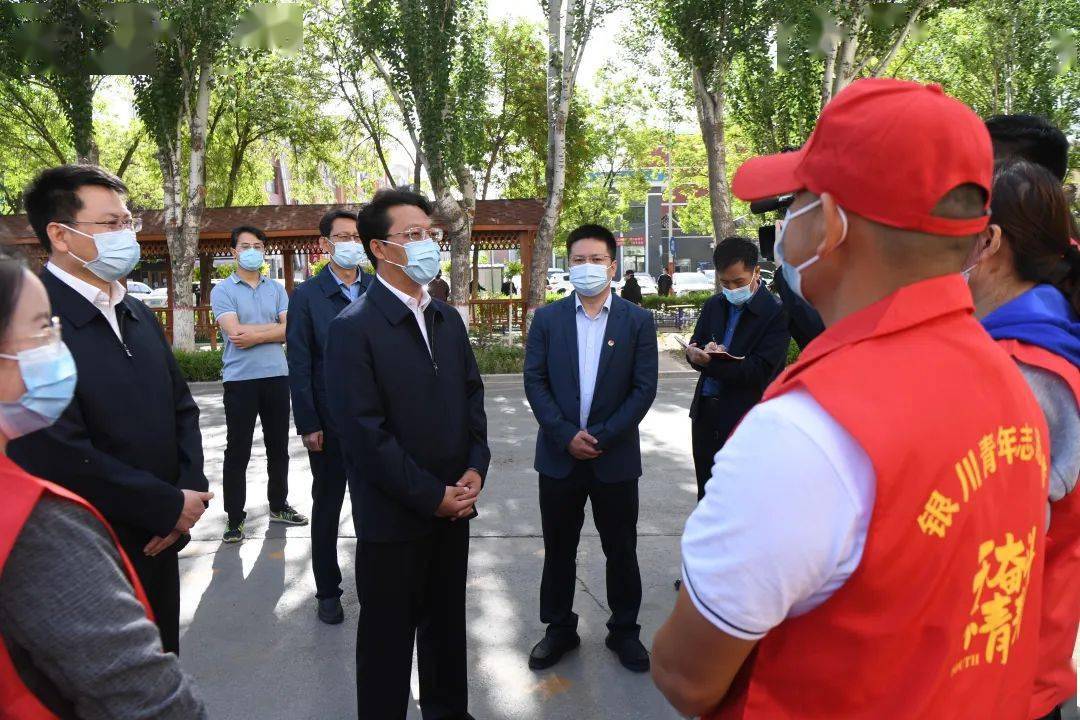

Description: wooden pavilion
[0,199,542,345]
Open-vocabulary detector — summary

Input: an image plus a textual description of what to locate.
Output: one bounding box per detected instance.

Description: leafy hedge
[174,349,224,382]
[786,338,801,365]
[641,291,713,309]
[473,343,525,374]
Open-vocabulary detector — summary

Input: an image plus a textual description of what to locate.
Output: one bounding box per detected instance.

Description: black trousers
[539,463,641,640]
[121,538,181,654]
[356,520,470,720]
[692,397,730,501]
[309,430,349,599]
[222,377,291,524]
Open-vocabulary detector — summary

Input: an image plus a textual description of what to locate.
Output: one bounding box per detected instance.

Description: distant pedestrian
[325,189,490,720]
[620,270,643,305]
[211,225,308,544]
[657,270,672,297]
[524,223,658,674]
[287,209,372,625]
[428,270,450,302]
[0,249,207,718]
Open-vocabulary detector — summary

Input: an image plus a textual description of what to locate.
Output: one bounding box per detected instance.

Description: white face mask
[775,199,848,302]
[60,225,141,282]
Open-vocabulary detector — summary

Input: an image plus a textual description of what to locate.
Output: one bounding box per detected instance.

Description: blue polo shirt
[210,273,289,382]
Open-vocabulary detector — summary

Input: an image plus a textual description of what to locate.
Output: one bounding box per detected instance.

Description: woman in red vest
[965,160,1080,720]
[0,250,206,718]
[651,79,1050,719]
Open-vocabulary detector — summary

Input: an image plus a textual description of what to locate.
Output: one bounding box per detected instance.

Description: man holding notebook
[685,237,790,499]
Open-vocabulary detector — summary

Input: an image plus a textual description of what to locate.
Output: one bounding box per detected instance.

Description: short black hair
[319,209,358,239]
[23,164,129,253]
[985,114,1069,182]
[355,189,434,267]
[231,225,267,248]
[713,236,759,272]
[566,223,616,259]
[0,247,27,341]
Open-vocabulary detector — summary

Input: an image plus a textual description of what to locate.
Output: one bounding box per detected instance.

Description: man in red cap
[651,78,1050,719]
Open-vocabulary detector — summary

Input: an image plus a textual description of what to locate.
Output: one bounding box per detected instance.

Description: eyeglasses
[385,228,444,245]
[330,233,362,243]
[0,317,62,357]
[236,243,265,252]
[62,217,143,233]
[569,254,612,266]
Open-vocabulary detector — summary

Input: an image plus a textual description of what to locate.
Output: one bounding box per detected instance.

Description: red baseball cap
[732,78,992,237]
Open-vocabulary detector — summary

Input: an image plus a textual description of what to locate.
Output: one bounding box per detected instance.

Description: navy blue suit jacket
[286,265,372,436]
[324,278,490,541]
[687,285,790,442]
[524,292,658,481]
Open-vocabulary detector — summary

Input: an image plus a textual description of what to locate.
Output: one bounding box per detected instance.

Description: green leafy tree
[524,0,622,313]
[0,0,112,164]
[653,0,774,257]
[134,0,250,349]
[353,0,490,313]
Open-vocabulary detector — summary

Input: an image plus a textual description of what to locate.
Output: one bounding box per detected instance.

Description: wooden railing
[152,306,220,350]
[469,299,527,336]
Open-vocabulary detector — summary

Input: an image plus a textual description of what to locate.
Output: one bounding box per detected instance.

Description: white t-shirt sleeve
[680,389,876,640]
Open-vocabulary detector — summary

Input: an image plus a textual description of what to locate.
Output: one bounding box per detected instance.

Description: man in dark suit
[685,237,790,499]
[324,189,489,720]
[524,223,659,673]
[287,209,373,625]
[10,165,212,654]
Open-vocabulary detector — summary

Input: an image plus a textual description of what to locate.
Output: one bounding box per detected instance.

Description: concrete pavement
[179,373,701,719]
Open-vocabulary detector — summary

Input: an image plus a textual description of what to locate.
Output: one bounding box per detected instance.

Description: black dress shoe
[528,633,580,670]
[317,597,344,625]
[605,633,650,673]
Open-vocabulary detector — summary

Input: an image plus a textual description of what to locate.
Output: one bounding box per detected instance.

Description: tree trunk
[172,58,213,351]
[223,139,247,208]
[692,67,735,290]
[527,1,571,314]
[159,144,187,348]
[436,180,474,325]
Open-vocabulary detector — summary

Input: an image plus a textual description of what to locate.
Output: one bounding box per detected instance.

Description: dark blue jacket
[688,286,790,443]
[286,265,372,435]
[524,292,658,481]
[982,284,1080,366]
[10,269,208,546]
[324,277,490,542]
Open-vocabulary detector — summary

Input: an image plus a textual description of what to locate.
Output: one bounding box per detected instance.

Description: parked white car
[672,271,715,296]
[127,281,168,308]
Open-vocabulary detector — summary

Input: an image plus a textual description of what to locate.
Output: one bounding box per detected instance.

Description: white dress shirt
[681,388,876,640]
[46,262,127,341]
[575,292,612,429]
[378,274,433,356]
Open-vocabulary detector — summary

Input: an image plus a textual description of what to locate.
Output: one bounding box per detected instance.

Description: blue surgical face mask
[569,263,611,297]
[775,198,848,302]
[237,248,265,272]
[0,340,77,440]
[721,276,756,306]
[330,240,365,270]
[61,226,141,282]
[382,238,441,286]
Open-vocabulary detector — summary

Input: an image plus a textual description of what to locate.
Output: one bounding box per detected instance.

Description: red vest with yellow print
[709,276,1049,720]
[997,339,1080,719]
[0,455,153,720]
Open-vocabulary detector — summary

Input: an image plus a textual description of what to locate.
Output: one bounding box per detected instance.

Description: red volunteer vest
[0,455,153,719]
[709,276,1048,720]
[998,339,1080,719]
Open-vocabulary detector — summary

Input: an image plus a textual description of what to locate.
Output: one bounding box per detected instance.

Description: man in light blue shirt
[576,292,612,429]
[210,225,308,543]
[524,223,659,674]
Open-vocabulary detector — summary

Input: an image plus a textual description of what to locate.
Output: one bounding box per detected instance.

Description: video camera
[752,193,795,262]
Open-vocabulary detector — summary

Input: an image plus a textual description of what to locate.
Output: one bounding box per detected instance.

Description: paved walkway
[179,373,700,719]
